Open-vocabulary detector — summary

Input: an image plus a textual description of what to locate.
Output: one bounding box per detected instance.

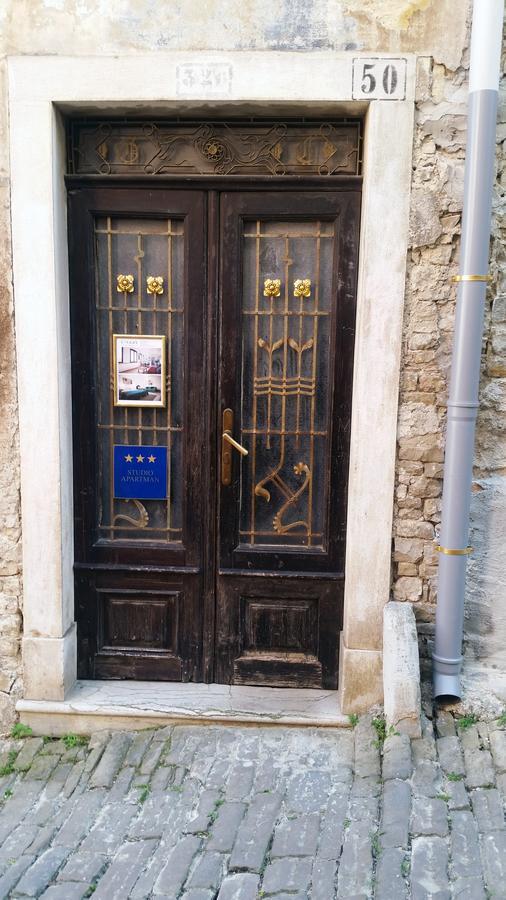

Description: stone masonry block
[383,602,422,738]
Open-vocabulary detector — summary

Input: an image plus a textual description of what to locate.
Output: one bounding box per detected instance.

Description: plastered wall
[1,0,504,729]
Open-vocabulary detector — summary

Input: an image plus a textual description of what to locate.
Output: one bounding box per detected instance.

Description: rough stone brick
[139,740,164,777]
[187,851,223,890]
[336,820,373,897]
[349,775,380,799]
[310,857,337,900]
[27,825,57,857]
[93,838,157,899]
[464,749,495,789]
[251,757,279,794]
[470,788,504,832]
[412,760,441,797]
[90,733,132,788]
[0,824,40,863]
[45,764,73,800]
[154,835,201,896]
[489,730,506,773]
[13,738,44,772]
[411,796,449,837]
[271,812,320,858]
[0,855,35,898]
[108,765,135,800]
[354,718,381,778]
[184,789,221,835]
[83,745,105,775]
[317,792,350,860]
[450,810,482,880]
[375,847,408,899]
[225,761,255,801]
[411,836,449,900]
[479,831,506,897]
[216,872,260,899]
[436,709,457,737]
[261,857,312,895]
[382,733,412,781]
[80,800,139,853]
[125,731,154,768]
[40,884,88,899]
[229,793,282,872]
[149,766,173,793]
[381,779,411,849]
[57,850,108,883]
[450,876,486,899]
[207,802,246,853]
[459,726,481,751]
[446,778,469,810]
[14,846,70,897]
[348,793,379,828]
[437,736,465,775]
[181,891,215,900]
[285,770,333,813]
[0,781,43,843]
[26,754,59,781]
[129,789,184,840]
[62,762,85,798]
[53,789,106,847]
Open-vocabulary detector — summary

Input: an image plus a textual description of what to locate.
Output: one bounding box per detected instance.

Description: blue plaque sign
[113,445,167,499]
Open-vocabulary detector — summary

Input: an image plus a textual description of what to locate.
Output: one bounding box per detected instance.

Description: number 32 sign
[352,58,407,101]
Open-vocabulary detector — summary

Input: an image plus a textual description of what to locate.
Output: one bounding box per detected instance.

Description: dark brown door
[216,191,360,689]
[69,184,360,687]
[69,187,210,681]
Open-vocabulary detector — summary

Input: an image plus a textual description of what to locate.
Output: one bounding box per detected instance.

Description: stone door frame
[8,52,416,712]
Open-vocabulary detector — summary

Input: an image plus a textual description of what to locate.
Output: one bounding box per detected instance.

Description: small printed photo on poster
[113,334,166,407]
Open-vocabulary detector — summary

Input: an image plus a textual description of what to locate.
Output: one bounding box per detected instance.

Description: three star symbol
[124,452,157,463]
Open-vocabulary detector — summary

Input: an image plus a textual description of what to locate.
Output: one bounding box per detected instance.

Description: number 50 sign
[352,58,407,101]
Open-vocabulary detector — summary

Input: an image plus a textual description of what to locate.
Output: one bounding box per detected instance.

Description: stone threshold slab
[17,680,349,735]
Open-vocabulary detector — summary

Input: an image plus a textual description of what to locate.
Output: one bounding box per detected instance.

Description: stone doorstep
[16,680,350,736]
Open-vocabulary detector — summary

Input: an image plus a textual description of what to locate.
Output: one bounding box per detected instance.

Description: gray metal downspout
[433,0,504,699]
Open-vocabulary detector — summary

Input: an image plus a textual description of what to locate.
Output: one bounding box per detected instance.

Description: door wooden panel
[216,191,360,688]
[69,183,360,688]
[69,187,208,680]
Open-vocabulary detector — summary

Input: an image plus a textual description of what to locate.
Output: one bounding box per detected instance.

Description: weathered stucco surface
[1,0,504,727]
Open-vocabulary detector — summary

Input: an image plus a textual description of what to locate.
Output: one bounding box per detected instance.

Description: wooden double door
[69,184,360,689]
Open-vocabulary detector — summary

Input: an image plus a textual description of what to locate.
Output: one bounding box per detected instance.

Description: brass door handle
[222,408,248,485]
[223,431,248,456]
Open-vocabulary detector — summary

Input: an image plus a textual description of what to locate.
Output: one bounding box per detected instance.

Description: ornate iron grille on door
[68,119,361,177]
[94,216,184,543]
[239,220,335,548]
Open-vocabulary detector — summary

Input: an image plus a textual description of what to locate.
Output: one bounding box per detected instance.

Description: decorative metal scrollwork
[68,119,361,177]
[113,499,149,528]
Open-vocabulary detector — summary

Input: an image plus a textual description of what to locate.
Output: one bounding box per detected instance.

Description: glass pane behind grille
[239,220,334,549]
[94,216,184,543]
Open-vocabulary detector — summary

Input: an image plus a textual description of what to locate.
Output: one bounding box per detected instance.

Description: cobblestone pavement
[0,709,505,899]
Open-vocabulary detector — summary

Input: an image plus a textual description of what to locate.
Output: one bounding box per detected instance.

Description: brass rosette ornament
[293,278,311,298]
[116,274,134,293]
[263,278,281,298]
[146,276,164,295]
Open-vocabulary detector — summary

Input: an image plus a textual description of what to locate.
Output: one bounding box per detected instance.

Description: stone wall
[393,23,506,687]
[1,0,503,727]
